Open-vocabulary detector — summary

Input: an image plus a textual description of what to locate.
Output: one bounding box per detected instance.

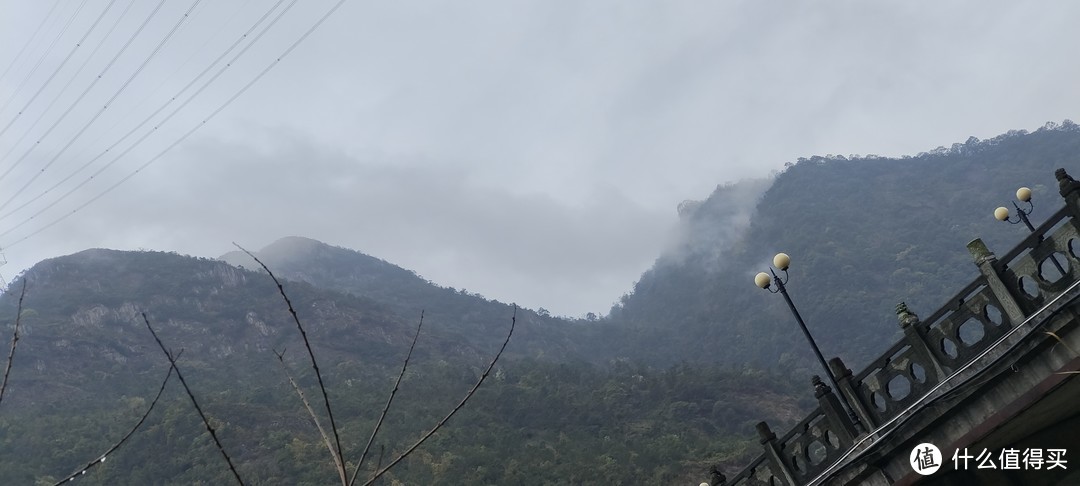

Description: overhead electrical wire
[0,0,91,118]
[0,0,355,251]
[0,0,138,171]
[0,0,170,181]
[0,0,206,199]
[0,0,207,212]
[0,0,63,87]
[0,0,205,205]
[0,0,294,228]
[0,0,256,222]
[54,0,256,172]
[0,0,120,141]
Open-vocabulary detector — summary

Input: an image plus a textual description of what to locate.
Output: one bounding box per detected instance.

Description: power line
[52,0,256,176]
[0,0,169,182]
[0,0,138,176]
[0,0,190,192]
[0,0,205,212]
[0,0,63,91]
[0,0,353,251]
[0,0,91,118]
[0,0,253,223]
[0,0,120,141]
[0,0,294,231]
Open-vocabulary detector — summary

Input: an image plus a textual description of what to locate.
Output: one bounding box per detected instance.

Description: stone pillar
[829,357,878,429]
[812,375,857,447]
[895,302,948,381]
[757,421,797,486]
[708,465,726,486]
[967,238,1028,323]
[1057,168,1080,216]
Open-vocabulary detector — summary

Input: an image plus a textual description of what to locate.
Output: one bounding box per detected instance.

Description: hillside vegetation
[3,122,1080,483]
[607,121,1080,371]
[0,249,801,484]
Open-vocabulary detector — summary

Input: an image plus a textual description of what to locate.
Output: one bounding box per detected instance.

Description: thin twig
[1045,331,1080,375]
[348,311,425,486]
[0,279,27,408]
[234,242,346,476]
[143,313,245,485]
[374,445,384,486]
[1045,330,1079,357]
[53,350,182,485]
[275,348,347,486]
[361,306,516,486]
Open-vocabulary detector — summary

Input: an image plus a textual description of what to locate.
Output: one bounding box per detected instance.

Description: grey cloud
[3,0,1080,315]
[54,132,673,316]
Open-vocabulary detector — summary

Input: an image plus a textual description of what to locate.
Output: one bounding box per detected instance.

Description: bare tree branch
[348,311,425,486]
[374,445,384,486]
[360,306,516,486]
[0,279,27,408]
[275,348,348,486]
[234,242,346,473]
[52,350,182,485]
[143,313,245,485]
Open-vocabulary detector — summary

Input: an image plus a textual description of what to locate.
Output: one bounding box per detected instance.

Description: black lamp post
[994,186,1036,231]
[755,253,863,432]
[995,186,1066,275]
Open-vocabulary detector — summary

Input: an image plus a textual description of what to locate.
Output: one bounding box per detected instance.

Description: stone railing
[716,168,1080,486]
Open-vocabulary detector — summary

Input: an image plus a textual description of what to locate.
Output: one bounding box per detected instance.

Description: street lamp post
[994,186,1036,231]
[995,186,1066,274]
[755,253,863,432]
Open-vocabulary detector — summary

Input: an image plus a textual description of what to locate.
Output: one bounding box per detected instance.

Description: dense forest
[2,123,1080,483]
[1,358,802,484]
[605,121,1080,371]
[0,248,803,484]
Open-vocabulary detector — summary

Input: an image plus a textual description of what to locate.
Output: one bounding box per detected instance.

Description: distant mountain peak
[256,235,346,259]
[219,236,394,273]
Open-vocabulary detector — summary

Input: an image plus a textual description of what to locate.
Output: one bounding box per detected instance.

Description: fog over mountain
[608,123,1080,370]
[2,2,1080,317]
[3,125,1079,483]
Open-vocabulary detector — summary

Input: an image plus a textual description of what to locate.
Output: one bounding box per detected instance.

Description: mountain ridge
[0,246,801,484]
[3,123,1080,483]
[609,121,1080,370]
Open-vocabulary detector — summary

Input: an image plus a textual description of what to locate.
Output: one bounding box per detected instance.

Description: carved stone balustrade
[720,168,1080,486]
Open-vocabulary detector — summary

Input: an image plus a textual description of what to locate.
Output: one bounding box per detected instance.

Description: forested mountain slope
[218,236,583,361]
[3,123,1078,483]
[0,248,801,484]
[607,122,1080,370]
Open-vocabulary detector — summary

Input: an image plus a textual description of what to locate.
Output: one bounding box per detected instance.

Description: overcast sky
[0,1,1078,317]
